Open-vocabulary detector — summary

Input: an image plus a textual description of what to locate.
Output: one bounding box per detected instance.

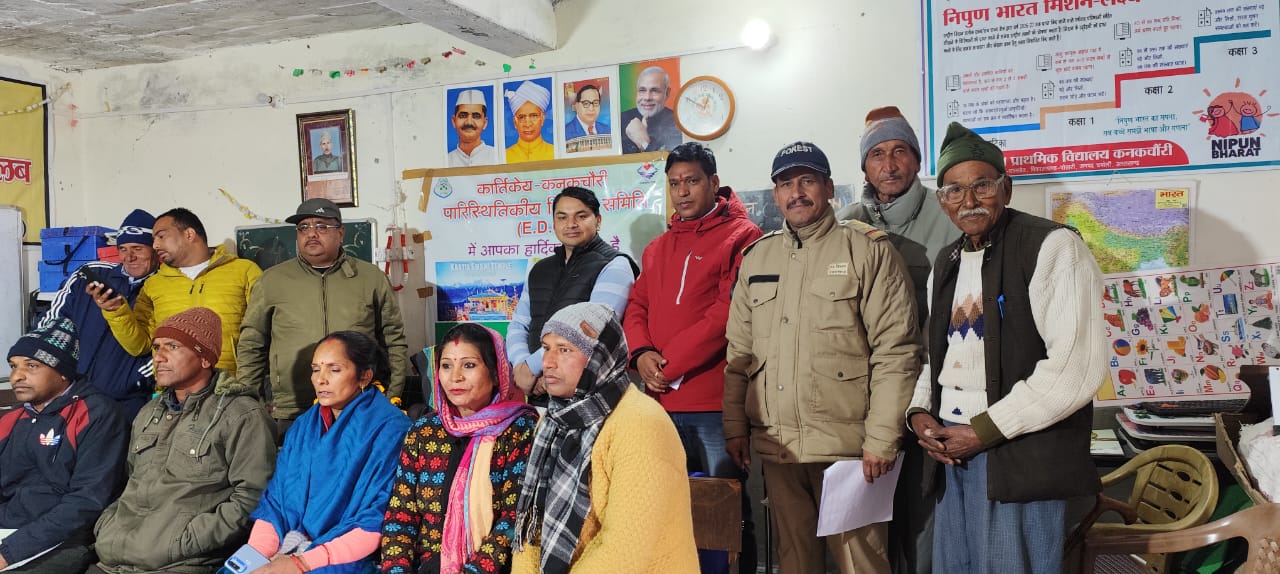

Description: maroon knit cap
[154,307,222,366]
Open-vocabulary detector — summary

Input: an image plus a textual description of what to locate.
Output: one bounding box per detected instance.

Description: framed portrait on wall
[499,75,557,164]
[297,109,358,207]
[556,66,621,158]
[618,58,683,154]
[443,83,502,168]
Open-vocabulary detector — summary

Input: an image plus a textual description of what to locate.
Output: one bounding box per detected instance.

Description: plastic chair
[1083,503,1280,574]
[1066,444,1219,573]
[690,477,743,571]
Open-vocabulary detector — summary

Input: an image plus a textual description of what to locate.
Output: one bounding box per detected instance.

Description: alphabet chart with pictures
[1097,262,1275,403]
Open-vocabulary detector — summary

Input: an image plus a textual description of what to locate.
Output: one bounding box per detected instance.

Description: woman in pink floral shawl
[380,323,538,574]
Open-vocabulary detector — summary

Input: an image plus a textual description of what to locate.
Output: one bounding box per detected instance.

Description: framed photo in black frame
[297,109,358,207]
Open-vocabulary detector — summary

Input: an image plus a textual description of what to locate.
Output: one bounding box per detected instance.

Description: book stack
[1114,406,1218,455]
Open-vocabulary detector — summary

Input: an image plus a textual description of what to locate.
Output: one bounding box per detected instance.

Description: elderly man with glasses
[906,122,1108,573]
[237,198,408,439]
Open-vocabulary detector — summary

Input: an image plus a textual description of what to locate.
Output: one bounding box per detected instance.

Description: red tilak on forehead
[452,340,462,346]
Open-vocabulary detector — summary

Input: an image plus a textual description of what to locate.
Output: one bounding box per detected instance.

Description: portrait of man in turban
[503,78,556,164]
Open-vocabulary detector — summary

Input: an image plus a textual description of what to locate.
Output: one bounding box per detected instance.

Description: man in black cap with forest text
[723,141,922,574]
[238,198,408,438]
[907,122,1106,572]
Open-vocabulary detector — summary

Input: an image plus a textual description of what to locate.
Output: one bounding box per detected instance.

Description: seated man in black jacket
[0,318,128,574]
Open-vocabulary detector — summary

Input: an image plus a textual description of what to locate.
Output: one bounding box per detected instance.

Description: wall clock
[675,75,735,141]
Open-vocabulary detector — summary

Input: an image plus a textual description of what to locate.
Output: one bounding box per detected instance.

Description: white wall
[32,0,1280,354]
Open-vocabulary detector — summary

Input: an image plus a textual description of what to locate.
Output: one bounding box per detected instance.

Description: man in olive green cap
[905,122,1108,572]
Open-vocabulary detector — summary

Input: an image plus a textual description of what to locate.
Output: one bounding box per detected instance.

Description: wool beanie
[116,209,156,246]
[9,317,80,380]
[541,302,617,357]
[935,121,1007,183]
[859,106,922,171]
[154,307,222,366]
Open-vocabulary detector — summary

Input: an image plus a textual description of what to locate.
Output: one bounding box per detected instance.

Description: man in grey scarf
[838,106,953,329]
[836,106,953,574]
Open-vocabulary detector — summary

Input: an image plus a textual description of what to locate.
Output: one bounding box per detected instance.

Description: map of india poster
[1047,183,1194,275]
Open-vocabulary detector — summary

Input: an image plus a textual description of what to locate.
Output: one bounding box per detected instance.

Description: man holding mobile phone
[40,209,160,418]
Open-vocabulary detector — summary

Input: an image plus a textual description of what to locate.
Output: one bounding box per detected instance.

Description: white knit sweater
[936,250,989,424]
[909,228,1108,440]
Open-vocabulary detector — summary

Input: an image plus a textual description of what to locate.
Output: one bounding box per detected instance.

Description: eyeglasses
[577,100,601,109]
[296,223,341,234]
[936,175,1006,204]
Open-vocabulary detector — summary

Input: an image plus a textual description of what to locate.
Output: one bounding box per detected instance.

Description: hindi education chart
[416,156,668,340]
[1096,262,1275,404]
[1047,182,1194,275]
[924,0,1280,180]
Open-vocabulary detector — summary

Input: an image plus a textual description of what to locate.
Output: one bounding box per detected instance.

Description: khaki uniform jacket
[723,209,922,463]
[237,252,407,419]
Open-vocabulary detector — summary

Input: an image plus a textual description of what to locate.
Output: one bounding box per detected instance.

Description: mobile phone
[79,265,108,287]
[221,545,270,573]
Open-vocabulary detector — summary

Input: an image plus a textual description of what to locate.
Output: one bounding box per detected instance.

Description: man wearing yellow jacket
[90,208,262,376]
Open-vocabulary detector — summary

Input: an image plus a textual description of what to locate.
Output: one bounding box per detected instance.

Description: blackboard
[235,218,377,270]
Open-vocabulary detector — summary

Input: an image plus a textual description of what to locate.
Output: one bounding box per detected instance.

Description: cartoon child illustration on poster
[1235,99,1270,134]
[1201,104,1239,138]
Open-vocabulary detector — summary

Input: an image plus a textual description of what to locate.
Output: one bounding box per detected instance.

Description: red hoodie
[623,187,764,412]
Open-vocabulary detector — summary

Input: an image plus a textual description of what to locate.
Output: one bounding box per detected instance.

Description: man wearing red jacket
[623,141,762,573]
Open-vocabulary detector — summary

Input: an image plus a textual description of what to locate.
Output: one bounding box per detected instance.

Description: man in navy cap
[40,209,160,418]
[723,141,922,574]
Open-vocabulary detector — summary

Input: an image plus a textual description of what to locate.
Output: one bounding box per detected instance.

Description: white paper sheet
[0,529,61,571]
[816,454,905,537]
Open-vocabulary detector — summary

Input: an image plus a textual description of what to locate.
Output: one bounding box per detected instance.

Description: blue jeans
[933,447,1066,574]
[670,412,757,574]
[671,411,739,478]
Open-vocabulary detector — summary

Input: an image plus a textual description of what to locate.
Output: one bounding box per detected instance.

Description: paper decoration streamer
[218,188,285,224]
[0,97,50,117]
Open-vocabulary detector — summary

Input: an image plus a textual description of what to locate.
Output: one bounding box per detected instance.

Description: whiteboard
[0,206,24,379]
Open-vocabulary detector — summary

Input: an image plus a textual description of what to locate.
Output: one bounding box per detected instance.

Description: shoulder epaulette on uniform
[741,229,782,257]
[842,219,889,241]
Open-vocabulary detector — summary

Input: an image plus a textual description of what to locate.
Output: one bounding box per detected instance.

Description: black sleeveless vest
[925,209,1098,502]
[524,235,637,353]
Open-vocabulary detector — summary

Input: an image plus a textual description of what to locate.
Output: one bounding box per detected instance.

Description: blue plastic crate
[38,260,93,292]
[40,226,114,265]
